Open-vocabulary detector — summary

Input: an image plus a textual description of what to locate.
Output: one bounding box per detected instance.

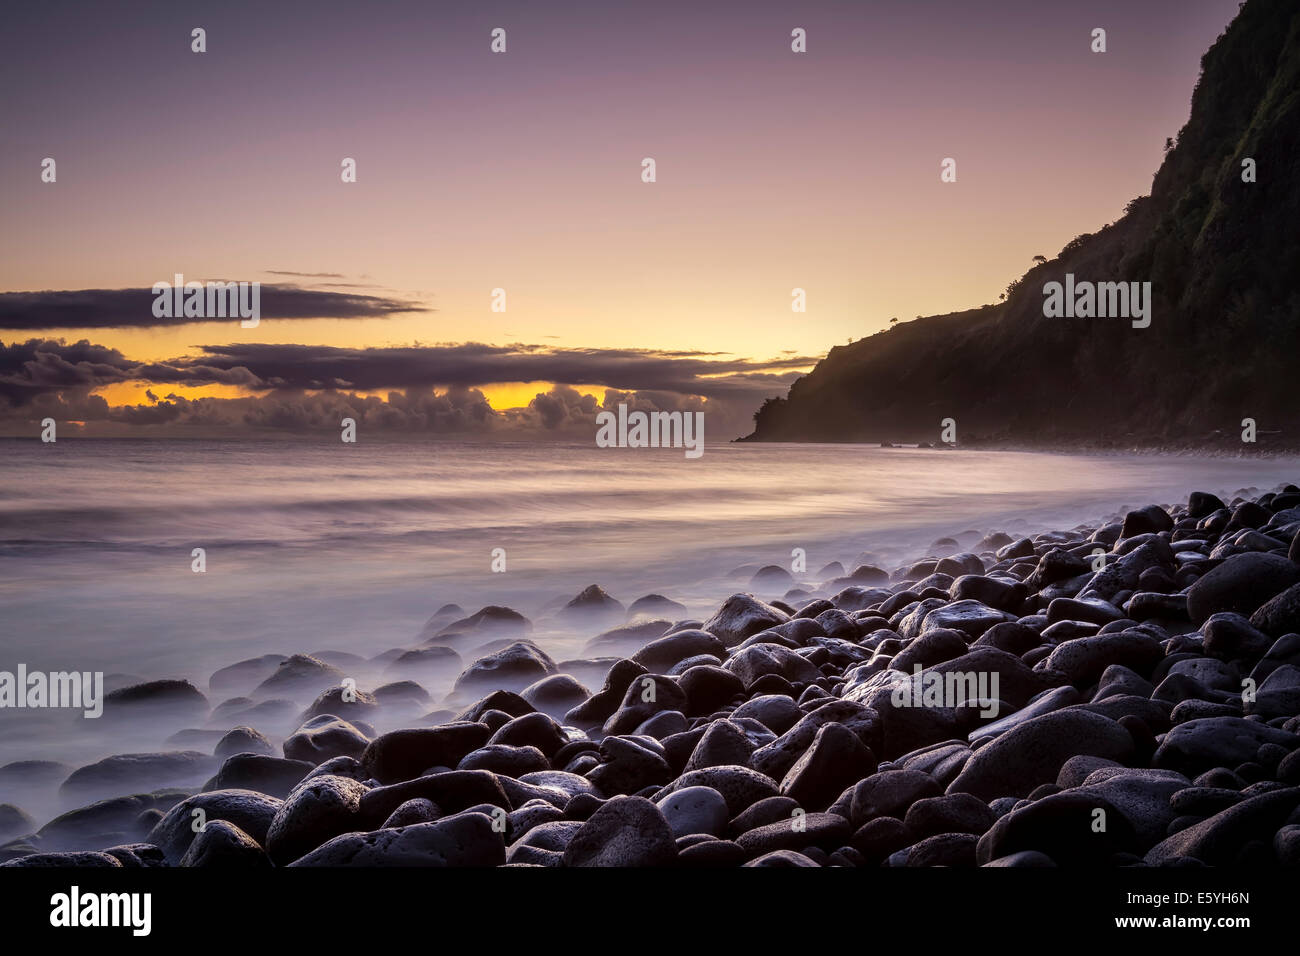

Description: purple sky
[0,0,1246,436]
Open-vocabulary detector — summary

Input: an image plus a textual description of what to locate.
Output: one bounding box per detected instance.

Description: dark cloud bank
[0,286,424,330]
[0,339,808,441]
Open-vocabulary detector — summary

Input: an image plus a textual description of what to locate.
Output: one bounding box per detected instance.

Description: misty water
[2,439,1298,822]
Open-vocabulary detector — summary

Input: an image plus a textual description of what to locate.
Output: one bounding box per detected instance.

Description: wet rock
[602,675,688,736]
[297,686,380,724]
[736,812,851,858]
[682,720,758,773]
[1145,787,1300,865]
[724,643,822,687]
[731,694,803,735]
[729,795,801,836]
[677,838,748,867]
[891,628,970,673]
[457,744,550,777]
[520,675,590,718]
[780,722,877,811]
[101,843,167,868]
[918,600,1015,640]
[212,698,297,728]
[383,798,441,828]
[561,796,677,866]
[180,819,272,868]
[1055,755,1122,789]
[743,849,821,867]
[214,726,275,760]
[627,594,689,620]
[1187,553,1300,624]
[1122,505,1174,538]
[1042,630,1163,686]
[850,770,943,827]
[900,832,980,867]
[1093,665,1154,702]
[283,715,370,764]
[677,665,744,717]
[1081,767,1188,848]
[520,770,595,803]
[265,774,369,866]
[0,805,35,842]
[583,620,673,656]
[384,647,463,684]
[1152,717,1299,777]
[1079,540,1174,603]
[656,785,730,839]
[372,681,432,710]
[1252,634,1300,687]
[903,793,995,840]
[60,751,217,803]
[1170,787,1244,816]
[209,655,287,696]
[636,710,689,739]
[104,679,209,722]
[455,690,533,723]
[1250,582,1300,638]
[949,575,1026,613]
[1250,665,1300,719]
[0,760,71,795]
[564,659,647,727]
[487,712,566,758]
[977,791,1137,865]
[702,594,791,648]
[560,585,626,624]
[972,622,1044,656]
[433,606,531,642]
[947,710,1133,801]
[751,700,880,780]
[632,630,727,673]
[1188,492,1226,519]
[506,819,582,865]
[1,851,123,867]
[32,792,180,852]
[147,789,283,864]
[588,736,673,795]
[452,641,558,696]
[359,770,507,824]
[254,655,346,698]
[291,811,505,867]
[1028,550,1090,592]
[208,754,313,799]
[361,723,491,784]
[654,765,780,817]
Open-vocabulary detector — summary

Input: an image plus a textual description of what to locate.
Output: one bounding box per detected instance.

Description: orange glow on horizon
[91,379,610,412]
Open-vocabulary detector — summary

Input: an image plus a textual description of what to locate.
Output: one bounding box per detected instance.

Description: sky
[0,0,1245,438]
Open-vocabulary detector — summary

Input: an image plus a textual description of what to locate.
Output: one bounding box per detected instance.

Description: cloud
[0,339,809,440]
[264,271,346,278]
[178,342,812,399]
[0,285,426,330]
[0,339,262,404]
[0,339,137,401]
[0,380,766,441]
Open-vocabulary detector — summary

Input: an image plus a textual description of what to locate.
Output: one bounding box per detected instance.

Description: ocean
[1,438,1298,795]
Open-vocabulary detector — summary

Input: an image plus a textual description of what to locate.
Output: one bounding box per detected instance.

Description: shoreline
[736,436,1300,458]
[3,481,1300,867]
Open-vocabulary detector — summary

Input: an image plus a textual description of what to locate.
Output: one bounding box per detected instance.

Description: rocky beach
[5,482,1300,868]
